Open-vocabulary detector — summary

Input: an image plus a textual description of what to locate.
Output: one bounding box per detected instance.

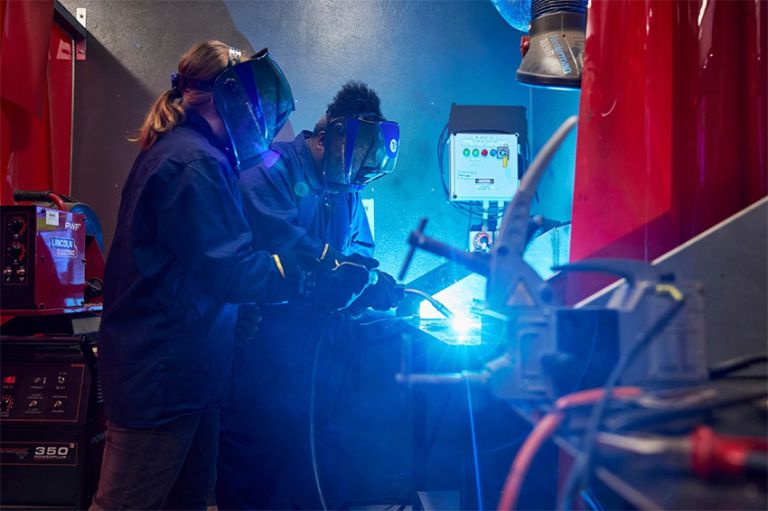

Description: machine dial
[8,241,25,261]
[8,216,26,234]
[1,395,14,413]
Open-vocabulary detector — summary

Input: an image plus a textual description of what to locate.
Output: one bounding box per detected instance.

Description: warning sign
[507,279,535,307]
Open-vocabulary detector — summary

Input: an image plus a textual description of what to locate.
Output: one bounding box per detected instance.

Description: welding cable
[403,288,456,320]
[709,353,768,379]
[557,290,687,510]
[496,387,642,511]
[309,320,337,511]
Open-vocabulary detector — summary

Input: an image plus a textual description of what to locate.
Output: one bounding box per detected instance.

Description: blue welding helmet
[322,116,400,191]
[211,48,295,169]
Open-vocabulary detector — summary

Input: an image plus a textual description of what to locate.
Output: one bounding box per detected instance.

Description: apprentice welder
[91,43,373,511]
[216,81,403,509]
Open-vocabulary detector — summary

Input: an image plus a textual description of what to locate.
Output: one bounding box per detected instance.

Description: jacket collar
[183,109,237,169]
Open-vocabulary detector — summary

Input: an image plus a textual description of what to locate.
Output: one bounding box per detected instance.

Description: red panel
[0,5,73,205]
[568,0,768,301]
[48,23,74,195]
[0,0,53,116]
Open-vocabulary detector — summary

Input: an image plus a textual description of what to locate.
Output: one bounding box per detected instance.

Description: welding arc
[496,387,642,511]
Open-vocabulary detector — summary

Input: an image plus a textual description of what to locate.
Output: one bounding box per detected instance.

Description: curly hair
[314,81,383,133]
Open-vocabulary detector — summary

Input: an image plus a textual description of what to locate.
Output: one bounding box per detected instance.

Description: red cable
[47,193,67,211]
[497,387,642,511]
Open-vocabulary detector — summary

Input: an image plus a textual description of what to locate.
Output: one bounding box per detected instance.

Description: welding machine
[1,205,86,310]
[0,335,104,509]
[1,193,106,509]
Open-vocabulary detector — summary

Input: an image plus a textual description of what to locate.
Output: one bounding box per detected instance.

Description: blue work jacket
[238,131,374,258]
[99,111,287,428]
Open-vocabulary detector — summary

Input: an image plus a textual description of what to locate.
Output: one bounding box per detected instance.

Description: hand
[235,304,262,344]
[275,251,376,311]
[344,253,380,270]
[347,270,404,312]
[313,260,376,311]
[321,246,380,271]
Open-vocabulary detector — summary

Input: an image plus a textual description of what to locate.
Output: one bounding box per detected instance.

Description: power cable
[709,353,768,379]
[557,289,687,509]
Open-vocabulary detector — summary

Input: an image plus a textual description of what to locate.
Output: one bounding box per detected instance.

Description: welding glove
[312,260,376,311]
[319,244,380,272]
[345,270,405,316]
[275,251,375,311]
[234,303,262,344]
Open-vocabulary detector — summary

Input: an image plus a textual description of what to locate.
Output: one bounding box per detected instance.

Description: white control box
[449,133,519,201]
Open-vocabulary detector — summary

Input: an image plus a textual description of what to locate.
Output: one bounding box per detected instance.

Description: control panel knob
[8,241,25,260]
[8,216,25,233]
[28,399,39,409]
[1,395,13,412]
[57,376,66,385]
[53,400,63,409]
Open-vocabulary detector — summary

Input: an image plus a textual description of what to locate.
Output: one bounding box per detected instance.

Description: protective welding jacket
[238,131,374,258]
[99,111,288,428]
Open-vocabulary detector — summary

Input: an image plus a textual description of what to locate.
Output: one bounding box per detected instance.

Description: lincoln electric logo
[50,237,77,258]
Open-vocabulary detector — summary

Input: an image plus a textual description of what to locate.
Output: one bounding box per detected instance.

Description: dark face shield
[322,117,400,191]
[212,49,294,169]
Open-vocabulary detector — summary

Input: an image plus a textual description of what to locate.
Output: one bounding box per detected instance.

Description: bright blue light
[450,313,481,345]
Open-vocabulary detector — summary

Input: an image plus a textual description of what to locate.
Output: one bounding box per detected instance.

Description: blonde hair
[132,40,232,149]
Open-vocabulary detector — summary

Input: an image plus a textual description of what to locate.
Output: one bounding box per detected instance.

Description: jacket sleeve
[153,156,290,304]
[347,193,376,258]
[238,158,325,257]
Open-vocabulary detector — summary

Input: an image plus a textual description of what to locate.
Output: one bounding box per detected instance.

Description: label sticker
[0,442,77,466]
[50,237,77,258]
[45,210,60,226]
[507,279,536,307]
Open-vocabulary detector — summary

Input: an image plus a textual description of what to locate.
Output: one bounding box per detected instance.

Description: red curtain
[0,0,73,205]
[567,0,768,301]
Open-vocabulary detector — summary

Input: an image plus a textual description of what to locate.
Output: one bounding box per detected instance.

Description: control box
[1,206,86,310]
[449,133,519,201]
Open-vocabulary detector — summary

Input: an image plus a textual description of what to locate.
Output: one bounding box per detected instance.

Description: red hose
[497,387,642,511]
[47,193,67,211]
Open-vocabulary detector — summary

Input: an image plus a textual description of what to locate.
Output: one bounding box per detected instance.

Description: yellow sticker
[507,279,535,306]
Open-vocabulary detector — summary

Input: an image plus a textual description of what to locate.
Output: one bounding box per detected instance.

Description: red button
[481,149,488,156]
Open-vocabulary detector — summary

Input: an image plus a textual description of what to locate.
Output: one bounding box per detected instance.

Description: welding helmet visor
[212,48,294,169]
[322,116,400,191]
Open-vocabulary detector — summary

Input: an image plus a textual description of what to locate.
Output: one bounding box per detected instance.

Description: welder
[91,43,372,511]
[216,81,403,509]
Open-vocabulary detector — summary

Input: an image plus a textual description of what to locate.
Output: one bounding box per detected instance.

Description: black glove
[347,270,404,313]
[320,245,380,271]
[234,304,262,344]
[314,260,376,311]
[344,252,380,270]
[271,251,318,299]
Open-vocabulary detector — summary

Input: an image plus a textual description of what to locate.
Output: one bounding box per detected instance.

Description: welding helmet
[321,116,400,191]
[210,48,294,169]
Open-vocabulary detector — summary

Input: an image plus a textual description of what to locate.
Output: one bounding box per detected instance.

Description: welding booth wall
[54,0,580,279]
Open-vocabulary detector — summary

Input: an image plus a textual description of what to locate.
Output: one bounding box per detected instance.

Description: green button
[463,148,470,157]
[472,148,480,157]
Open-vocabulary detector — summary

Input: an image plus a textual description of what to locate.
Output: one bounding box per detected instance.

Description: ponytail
[130,40,232,150]
[131,89,186,149]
